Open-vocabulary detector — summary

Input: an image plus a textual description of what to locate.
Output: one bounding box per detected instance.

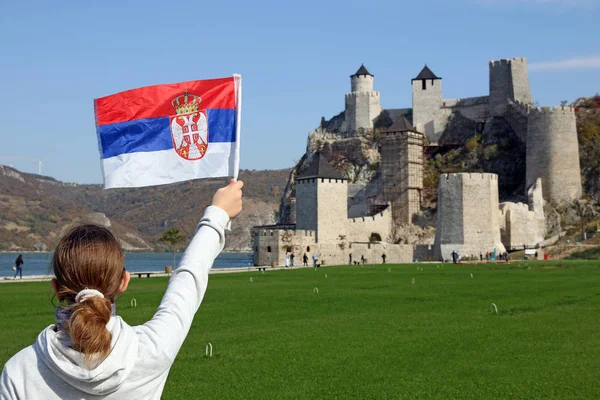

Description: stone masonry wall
[526,107,582,202]
[253,228,316,266]
[316,179,349,243]
[434,173,506,260]
[351,74,373,93]
[442,96,490,121]
[380,130,424,226]
[348,242,413,265]
[412,79,443,142]
[489,58,532,117]
[510,58,532,105]
[295,178,318,231]
[346,208,393,243]
[344,91,382,133]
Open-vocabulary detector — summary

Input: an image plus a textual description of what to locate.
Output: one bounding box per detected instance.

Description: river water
[0,252,253,278]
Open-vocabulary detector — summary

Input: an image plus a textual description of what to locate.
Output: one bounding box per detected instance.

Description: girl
[0,180,243,399]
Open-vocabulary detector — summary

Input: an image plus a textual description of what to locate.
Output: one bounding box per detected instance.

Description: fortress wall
[253,228,316,266]
[499,202,544,250]
[380,130,424,226]
[347,208,393,243]
[295,178,318,231]
[348,243,413,265]
[526,107,582,202]
[489,59,512,116]
[344,91,381,132]
[506,102,529,142]
[351,74,373,93]
[489,58,532,117]
[510,58,532,105]
[442,96,490,120]
[316,179,349,243]
[434,173,506,260]
[412,79,443,142]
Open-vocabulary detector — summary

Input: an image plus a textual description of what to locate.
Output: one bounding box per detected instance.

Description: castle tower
[342,65,382,134]
[433,173,506,261]
[489,58,532,116]
[380,117,425,226]
[526,106,582,202]
[295,153,348,242]
[412,65,443,142]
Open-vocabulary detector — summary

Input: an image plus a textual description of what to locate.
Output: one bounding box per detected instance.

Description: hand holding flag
[212,179,244,219]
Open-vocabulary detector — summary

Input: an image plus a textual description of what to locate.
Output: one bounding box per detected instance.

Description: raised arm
[137,180,243,361]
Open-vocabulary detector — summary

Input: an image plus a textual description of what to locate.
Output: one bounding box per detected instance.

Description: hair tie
[75,288,105,303]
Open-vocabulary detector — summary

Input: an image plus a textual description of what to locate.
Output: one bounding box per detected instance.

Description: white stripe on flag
[102,143,235,189]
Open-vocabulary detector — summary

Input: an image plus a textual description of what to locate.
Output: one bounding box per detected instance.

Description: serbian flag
[94,75,241,189]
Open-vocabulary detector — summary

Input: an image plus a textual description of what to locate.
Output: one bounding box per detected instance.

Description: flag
[94,75,241,189]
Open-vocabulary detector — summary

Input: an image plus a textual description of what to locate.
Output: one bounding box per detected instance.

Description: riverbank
[0,264,318,283]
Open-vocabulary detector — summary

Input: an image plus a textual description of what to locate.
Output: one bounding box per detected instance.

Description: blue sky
[0,0,598,184]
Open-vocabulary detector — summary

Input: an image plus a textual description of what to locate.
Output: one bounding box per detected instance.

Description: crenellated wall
[498,178,546,250]
[252,227,316,266]
[343,91,382,133]
[346,207,393,243]
[526,106,582,202]
[434,173,506,260]
[489,58,532,117]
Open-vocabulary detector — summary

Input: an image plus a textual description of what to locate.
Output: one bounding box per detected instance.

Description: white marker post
[205,343,213,358]
[130,298,137,308]
[490,303,498,314]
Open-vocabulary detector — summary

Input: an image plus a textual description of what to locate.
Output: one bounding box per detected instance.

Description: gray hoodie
[0,206,229,399]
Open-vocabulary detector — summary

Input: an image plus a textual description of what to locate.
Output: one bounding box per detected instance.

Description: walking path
[0,265,317,284]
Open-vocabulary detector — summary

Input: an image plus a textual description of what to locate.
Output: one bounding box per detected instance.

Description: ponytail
[67,295,113,362]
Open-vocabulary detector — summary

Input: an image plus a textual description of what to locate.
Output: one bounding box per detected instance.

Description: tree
[158,228,185,268]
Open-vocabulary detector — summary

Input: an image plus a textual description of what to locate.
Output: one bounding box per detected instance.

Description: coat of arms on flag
[94,75,241,189]
[170,90,208,160]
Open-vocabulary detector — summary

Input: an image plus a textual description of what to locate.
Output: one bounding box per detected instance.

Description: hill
[0,166,289,252]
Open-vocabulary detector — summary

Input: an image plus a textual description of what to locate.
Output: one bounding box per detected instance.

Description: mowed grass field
[2,261,600,399]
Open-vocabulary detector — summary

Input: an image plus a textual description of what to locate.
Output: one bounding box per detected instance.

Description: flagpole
[233,74,242,181]
[225,74,242,231]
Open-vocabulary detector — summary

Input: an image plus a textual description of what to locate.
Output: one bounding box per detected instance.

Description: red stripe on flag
[95,77,236,126]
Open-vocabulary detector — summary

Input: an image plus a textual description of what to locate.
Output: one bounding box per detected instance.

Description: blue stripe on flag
[98,109,236,159]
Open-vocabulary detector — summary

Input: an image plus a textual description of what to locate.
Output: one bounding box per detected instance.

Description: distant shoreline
[0,250,252,254]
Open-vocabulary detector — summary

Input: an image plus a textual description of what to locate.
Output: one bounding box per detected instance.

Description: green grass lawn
[2,261,600,399]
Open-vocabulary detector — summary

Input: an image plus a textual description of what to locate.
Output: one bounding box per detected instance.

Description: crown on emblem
[172,90,202,115]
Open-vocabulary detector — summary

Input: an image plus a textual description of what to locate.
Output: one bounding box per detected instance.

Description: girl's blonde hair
[52,224,125,362]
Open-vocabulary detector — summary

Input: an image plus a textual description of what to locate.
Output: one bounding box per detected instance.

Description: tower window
[267,246,272,253]
[422,80,426,90]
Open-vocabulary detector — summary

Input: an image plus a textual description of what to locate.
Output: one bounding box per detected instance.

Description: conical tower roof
[297,153,347,180]
[412,65,440,81]
[351,64,373,77]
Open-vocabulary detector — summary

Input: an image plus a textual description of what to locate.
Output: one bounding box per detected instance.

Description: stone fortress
[253,57,582,265]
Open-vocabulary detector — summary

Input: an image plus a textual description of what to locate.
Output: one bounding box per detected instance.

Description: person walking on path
[361,255,365,265]
[290,252,295,267]
[303,253,308,267]
[312,253,319,268]
[0,180,243,399]
[13,254,24,280]
[285,252,290,268]
[349,254,352,265]
[381,253,387,264]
